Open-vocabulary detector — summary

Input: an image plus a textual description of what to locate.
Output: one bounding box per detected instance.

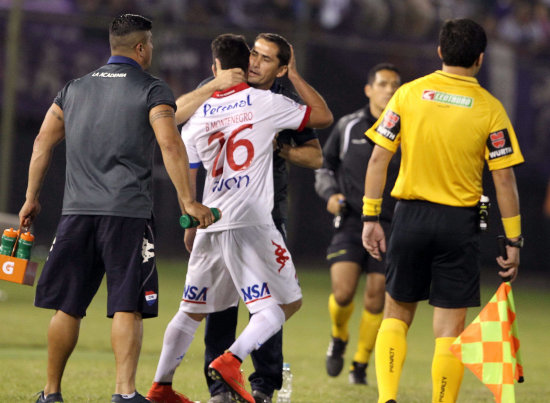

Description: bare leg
[363,272,385,314]
[112,311,143,395]
[279,298,302,320]
[331,261,361,306]
[44,310,81,396]
[433,307,466,337]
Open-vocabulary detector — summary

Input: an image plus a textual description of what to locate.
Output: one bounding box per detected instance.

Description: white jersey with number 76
[181,82,311,232]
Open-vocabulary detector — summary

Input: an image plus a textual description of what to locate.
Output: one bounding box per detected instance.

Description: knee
[332,288,354,306]
[282,298,302,320]
[364,291,385,313]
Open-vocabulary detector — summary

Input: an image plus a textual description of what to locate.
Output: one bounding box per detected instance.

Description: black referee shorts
[326,215,388,275]
[386,200,481,308]
[35,215,159,318]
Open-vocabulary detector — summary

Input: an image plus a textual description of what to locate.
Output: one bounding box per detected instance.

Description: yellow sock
[431,337,464,403]
[353,310,383,364]
[375,318,408,403]
[328,293,354,341]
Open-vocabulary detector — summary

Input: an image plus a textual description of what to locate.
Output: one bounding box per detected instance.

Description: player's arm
[362,144,394,261]
[19,103,66,229]
[183,167,199,253]
[492,167,521,282]
[150,104,214,228]
[174,59,245,125]
[277,138,323,169]
[314,125,345,214]
[286,45,333,129]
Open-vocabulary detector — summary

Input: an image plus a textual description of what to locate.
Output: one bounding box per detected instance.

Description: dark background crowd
[1,0,549,274]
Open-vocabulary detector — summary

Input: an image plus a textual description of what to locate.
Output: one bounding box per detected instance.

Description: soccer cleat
[386,400,397,403]
[146,382,195,403]
[252,389,272,403]
[207,391,233,403]
[348,361,368,385]
[325,337,347,376]
[111,391,150,402]
[35,391,64,403]
[208,352,255,403]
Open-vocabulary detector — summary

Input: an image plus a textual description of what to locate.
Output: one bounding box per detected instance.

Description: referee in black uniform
[19,14,213,403]
[315,63,400,385]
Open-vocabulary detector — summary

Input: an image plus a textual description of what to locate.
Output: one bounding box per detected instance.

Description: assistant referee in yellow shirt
[361,19,524,403]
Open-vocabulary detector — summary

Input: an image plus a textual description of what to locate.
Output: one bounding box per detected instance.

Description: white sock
[153,310,201,383]
[229,305,285,361]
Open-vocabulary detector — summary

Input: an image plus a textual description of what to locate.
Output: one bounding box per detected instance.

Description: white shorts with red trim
[180,223,302,314]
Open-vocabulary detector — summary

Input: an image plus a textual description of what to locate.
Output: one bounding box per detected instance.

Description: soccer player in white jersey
[146,34,333,403]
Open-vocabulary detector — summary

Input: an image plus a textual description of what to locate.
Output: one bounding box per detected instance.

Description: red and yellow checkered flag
[449,282,523,403]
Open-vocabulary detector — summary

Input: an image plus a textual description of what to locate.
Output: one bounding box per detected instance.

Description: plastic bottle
[1,228,19,256]
[15,231,34,260]
[276,362,292,403]
[479,195,490,231]
[179,208,221,229]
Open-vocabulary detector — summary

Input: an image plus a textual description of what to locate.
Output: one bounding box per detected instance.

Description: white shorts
[180,224,302,314]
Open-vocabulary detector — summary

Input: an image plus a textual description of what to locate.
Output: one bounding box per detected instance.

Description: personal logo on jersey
[203,94,252,116]
[271,240,289,272]
[182,285,208,304]
[487,128,514,159]
[242,282,271,304]
[375,110,400,141]
[422,90,473,108]
[142,238,155,263]
[145,291,157,306]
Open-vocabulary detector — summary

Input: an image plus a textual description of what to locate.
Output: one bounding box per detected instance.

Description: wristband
[362,197,382,216]
[361,215,379,222]
[502,215,521,239]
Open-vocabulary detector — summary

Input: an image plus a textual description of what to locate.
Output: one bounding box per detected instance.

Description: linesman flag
[449,282,524,403]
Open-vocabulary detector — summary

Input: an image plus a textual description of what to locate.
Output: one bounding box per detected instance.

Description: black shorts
[326,215,388,275]
[386,200,480,308]
[35,215,159,318]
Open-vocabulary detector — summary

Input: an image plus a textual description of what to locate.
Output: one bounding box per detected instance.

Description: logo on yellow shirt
[422,90,473,108]
[375,110,400,141]
[487,128,513,159]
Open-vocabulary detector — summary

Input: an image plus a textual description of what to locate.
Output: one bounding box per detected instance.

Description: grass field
[0,259,548,402]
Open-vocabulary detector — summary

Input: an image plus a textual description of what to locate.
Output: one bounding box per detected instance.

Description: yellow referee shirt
[365,70,524,207]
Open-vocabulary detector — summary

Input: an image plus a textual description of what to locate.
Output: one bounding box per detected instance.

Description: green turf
[0,259,548,402]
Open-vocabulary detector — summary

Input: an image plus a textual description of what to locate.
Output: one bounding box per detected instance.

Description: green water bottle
[15,231,34,260]
[180,208,221,229]
[1,228,19,256]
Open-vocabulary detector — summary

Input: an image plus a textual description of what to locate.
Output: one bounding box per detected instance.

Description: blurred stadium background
[1,0,550,275]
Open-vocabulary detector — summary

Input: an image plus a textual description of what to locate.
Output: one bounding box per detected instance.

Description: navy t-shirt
[54,56,176,218]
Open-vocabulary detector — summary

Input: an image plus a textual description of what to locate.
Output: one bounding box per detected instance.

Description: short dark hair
[439,18,487,68]
[110,14,152,37]
[211,34,250,73]
[255,33,291,66]
[367,63,400,85]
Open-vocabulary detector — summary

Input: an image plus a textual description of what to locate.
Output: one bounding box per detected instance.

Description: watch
[506,236,524,248]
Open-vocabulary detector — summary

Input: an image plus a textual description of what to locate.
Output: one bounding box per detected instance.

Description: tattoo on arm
[150,109,175,124]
